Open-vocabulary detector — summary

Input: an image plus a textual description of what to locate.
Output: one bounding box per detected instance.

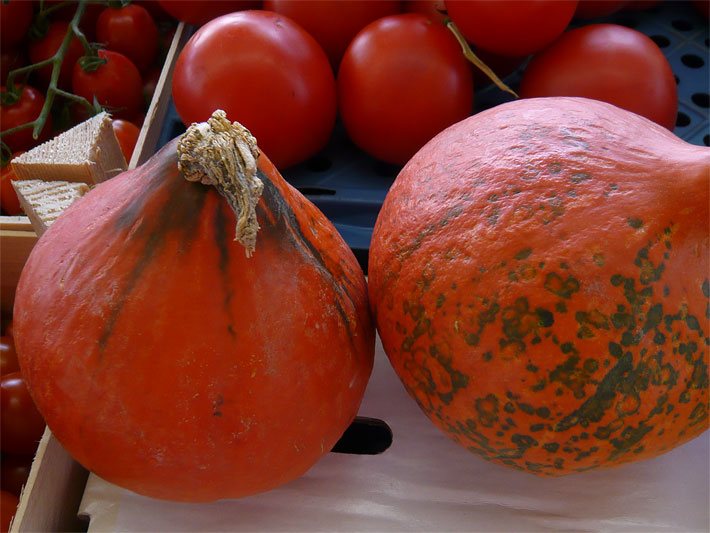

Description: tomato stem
[53,88,100,114]
[4,58,55,91]
[71,12,103,62]
[445,20,519,98]
[0,121,37,141]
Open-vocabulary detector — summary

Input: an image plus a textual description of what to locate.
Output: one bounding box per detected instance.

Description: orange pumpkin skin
[369,97,709,476]
[13,138,374,501]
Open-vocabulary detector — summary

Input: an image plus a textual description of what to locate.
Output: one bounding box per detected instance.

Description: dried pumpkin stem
[177,110,264,257]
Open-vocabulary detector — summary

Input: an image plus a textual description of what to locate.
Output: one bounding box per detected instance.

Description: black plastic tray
[157,2,709,273]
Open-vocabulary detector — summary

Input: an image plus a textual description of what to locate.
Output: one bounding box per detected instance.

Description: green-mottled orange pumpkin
[13,112,374,501]
[369,97,709,475]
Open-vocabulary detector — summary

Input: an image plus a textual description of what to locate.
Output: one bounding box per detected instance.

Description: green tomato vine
[0,0,107,166]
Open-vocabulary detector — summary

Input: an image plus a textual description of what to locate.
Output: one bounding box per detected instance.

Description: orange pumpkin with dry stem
[13,111,375,501]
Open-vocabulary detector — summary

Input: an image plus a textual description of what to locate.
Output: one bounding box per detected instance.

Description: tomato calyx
[0,86,21,107]
[78,53,107,73]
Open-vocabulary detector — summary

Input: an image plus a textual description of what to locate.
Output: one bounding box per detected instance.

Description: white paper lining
[80,337,709,532]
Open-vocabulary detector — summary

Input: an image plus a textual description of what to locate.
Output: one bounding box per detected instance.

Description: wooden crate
[6,22,191,533]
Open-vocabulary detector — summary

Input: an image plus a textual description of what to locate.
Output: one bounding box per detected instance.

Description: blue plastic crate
[157,2,709,273]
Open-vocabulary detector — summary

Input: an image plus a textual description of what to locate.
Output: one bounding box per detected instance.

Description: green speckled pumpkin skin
[369,97,709,475]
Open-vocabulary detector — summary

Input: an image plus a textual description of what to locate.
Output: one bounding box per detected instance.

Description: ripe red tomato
[0,87,52,152]
[0,0,33,48]
[445,0,578,57]
[574,0,626,19]
[0,490,18,533]
[338,14,473,165]
[112,119,140,163]
[158,0,260,26]
[0,372,46,456]
[28,21,85,89]
[519,24,677,131]
[0,154,23,216]
[172,10,337,169]
[96,5,158,73]
[263,0,402,70]
[0,454,32,498]
[72,50,144,121]
[0,337,19,376]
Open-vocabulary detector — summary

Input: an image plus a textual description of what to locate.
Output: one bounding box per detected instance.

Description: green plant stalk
[1,0,97,147]
[445,20,519,98]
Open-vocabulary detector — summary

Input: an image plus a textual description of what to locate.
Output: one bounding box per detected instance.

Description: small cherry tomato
[72,50,144,121]
[0,453,32,498]
[264,0,402,70]
[0,87,52,152]
[0,337,19,376]
[158,0,261,26]
[338,13,473,165]
[445,0,578,57]
[1,372,46,456]
[112,119,140,163]
[0,0,33,48]
[96,4,159,72]
[0,490,19,533]
[0,154,23,216]
[28,21,85,89]
[172,10,337,169]
[519,23,678,131]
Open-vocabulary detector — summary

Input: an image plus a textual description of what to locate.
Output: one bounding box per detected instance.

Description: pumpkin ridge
[99,170,209,353]
[114,140,187,232]
[258,174,361,342]
[213,201,237,338]
[373,201,470,308]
